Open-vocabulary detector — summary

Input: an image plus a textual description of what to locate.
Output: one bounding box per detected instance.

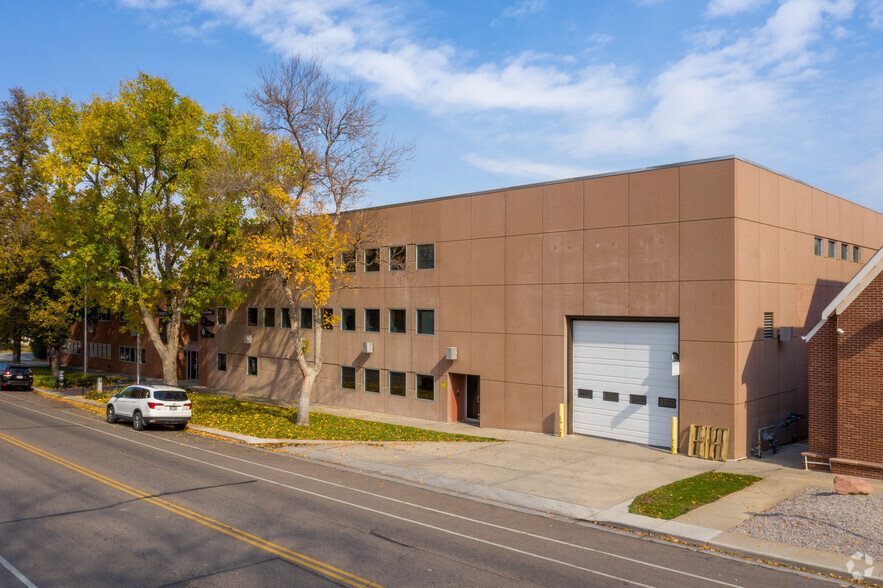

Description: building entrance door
[466,375,480,421]
[451,374,481,422]
[185,350,198,380]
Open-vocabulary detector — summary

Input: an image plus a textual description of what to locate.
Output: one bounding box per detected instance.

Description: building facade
[804,246,883,479]
[62,157,883,458]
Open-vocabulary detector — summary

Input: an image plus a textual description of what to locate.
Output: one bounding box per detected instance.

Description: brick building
[803,246,883,479]
[61,156,883,458]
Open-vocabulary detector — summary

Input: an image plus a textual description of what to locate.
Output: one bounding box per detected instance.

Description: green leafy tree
[43,74,259,385]
[0,88,49,363]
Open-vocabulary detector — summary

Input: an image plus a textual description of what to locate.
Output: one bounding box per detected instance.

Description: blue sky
[2,0,882,210]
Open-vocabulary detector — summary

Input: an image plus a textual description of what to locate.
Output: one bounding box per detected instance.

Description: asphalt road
[0,392,849,587]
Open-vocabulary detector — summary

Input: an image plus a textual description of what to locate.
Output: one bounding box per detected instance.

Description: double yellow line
[0,431,382,587]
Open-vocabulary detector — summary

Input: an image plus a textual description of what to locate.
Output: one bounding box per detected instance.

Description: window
[246,355,258,376]
[364,368,380,393]
[841,242,849,260]
[416,309,435,335]
[389,371,407,397]
[97,308,111,321]
[416,244,435,270]
[322,308,334,330]
[281,308,291,329]
[88,342,111,359]
[814,237,823,256]
[364,309,380,332]
[603,391,619,402]
[247,307,258,327]
[118,312,128,323]
[658,397,677,409]
[62,339,82,355]
[342,250,356,273]
[577,389,592,399]
[119,346,145,364]
[389,245,406,271]
[389,309,406,334]
[217,352,227,372]
[341,366,356,390]
[365,248,380,272]
[416,374,434,401]
[217,307,227,325]
[854,245,861,263]
[300,308,313,330]
[629,394,647,405]
[828,240,836,258]
[341,308,356,331]
[763,312,774,340]
[263,308,276,328]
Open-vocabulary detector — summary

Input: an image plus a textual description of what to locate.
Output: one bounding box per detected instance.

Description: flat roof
[357,155,871,214]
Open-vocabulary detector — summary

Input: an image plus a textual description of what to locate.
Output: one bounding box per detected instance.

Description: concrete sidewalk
[37,385,882,583]
[221,402,883,584]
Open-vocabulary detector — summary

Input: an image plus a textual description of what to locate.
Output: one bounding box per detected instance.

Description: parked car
[106,385,191,430]
[0,363,34,390]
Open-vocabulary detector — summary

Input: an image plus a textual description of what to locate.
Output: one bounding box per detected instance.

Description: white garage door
[572,320,679,447]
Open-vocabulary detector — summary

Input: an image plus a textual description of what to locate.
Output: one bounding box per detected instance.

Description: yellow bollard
[559,403,566,437]
[671,416,678,454]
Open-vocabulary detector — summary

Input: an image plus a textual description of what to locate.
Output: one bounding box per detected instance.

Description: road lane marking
[0,554,37,588]
[5,394,748,587]
[0,432,381,588]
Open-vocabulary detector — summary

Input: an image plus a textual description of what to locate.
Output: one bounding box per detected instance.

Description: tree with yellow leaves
[244,56,413,425]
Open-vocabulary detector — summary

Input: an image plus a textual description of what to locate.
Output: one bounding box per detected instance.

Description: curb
[33,387,871,583]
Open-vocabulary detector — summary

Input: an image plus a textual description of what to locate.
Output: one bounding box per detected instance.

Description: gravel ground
[729,487,883,561]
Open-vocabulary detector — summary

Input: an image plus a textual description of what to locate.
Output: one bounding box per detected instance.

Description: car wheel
[106,405,117,424]
[133,411,145,431]
[174,422,187,430]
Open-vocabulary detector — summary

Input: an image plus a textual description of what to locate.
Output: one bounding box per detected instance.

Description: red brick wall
[808,319,838,456]
[836,276,883,468]
[59,318,197,382]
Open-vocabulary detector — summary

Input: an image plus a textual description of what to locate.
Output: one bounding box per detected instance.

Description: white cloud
[869,0,883,28]
[118,0,863,178]
[685,27,728,48]
[463,154,593,181]
[119,0,175,8]
[588,33,613,48]
[500,0,546,19]
[706,0,770,17]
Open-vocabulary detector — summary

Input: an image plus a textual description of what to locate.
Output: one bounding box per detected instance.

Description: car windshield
[154,390,188,402]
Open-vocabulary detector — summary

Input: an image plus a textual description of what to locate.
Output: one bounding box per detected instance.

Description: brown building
[61,157,883,458]
[803,246,883,479]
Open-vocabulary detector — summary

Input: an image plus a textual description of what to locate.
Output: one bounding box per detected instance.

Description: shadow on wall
[741,278,846,454]
[839,318,883,359]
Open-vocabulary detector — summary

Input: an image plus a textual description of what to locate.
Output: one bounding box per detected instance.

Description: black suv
[0,363,34,390]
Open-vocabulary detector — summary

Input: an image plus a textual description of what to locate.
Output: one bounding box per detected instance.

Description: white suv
[106,385,192,430]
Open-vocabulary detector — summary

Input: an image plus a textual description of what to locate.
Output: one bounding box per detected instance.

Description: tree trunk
[48,346,60,377]
[12,336,21,364]
[296,368,317,426]
[137,304,180,386]
[161,350,178,386]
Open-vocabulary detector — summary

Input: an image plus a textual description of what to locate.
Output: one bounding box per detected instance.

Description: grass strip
[629,471,761,519]
[38,373,498,443]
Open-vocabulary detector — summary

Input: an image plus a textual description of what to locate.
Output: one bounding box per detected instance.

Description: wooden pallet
[688,424,729,461]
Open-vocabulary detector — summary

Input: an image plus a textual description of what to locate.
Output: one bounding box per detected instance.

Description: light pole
[83,284,88,375]
[136,330,141,384]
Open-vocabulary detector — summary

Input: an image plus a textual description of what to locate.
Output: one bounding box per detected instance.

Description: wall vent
[763,312,774,340]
